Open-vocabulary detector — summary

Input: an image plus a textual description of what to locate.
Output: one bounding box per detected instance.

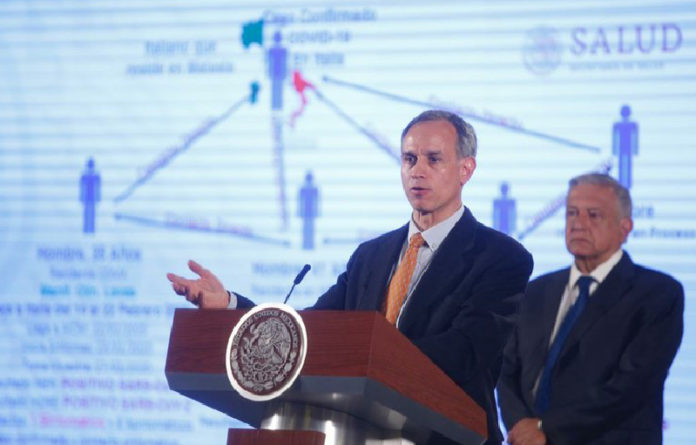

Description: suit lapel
[539,271,568,349]
[526,271,568,387]
[397,208,477,332]
[560,253,636,356]
[360,224,407,311]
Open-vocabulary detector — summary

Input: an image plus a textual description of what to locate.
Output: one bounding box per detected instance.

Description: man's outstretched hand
[167,260,230,309]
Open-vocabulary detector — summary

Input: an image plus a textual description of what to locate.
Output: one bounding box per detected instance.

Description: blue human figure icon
[493,181,516,235]
[249,81,260,104]
[267,31,288,111]
[298,171,320,250]
[613,105,639,189]
[80,158,101,234]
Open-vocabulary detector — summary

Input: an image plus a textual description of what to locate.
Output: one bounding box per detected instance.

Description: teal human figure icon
[80,157,101,234]
[267,31,288,111]
[249,81,260,104]
[298,171,320,250]
[612,105,639,189]
[493,181,516,235]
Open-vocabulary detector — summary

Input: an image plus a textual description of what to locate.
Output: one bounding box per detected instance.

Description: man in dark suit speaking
[168,109,534,444]
[498,173,684,445]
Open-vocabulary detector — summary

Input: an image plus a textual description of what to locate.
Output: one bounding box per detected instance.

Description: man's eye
[403,155,416,164]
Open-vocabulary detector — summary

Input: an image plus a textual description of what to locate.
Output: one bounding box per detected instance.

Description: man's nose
[571,213,589,228]
[411,158,427,176]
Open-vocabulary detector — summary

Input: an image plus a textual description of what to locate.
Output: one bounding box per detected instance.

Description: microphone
[283,264,311,305]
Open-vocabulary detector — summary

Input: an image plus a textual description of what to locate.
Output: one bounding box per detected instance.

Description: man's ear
[459,156,476,186]
[620,217,633,243]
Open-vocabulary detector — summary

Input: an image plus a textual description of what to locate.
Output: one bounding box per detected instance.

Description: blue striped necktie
[534,275,594,414]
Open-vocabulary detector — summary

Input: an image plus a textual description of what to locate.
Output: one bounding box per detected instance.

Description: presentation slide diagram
[1,2,694,444]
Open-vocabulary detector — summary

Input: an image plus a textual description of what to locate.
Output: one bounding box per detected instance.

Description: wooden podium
[166,309,486,445]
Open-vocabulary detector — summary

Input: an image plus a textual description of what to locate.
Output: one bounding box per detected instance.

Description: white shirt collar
[407,205,465,252]
[568,249,624,289]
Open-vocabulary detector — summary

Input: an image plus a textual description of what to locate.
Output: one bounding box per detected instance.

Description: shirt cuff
[227,291,237,309]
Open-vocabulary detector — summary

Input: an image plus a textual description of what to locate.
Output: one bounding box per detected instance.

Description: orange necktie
[384,232,425,324]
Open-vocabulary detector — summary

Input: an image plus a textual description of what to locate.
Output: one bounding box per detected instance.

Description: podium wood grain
[166,309,486,442]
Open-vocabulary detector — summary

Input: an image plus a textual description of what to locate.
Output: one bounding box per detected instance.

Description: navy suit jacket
[498,253,684,445]
[303,208,534,443]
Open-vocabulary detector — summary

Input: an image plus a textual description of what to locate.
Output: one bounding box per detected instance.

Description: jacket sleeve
[497,318,535,430]
[309,248,356,310]
[234,292,256,309]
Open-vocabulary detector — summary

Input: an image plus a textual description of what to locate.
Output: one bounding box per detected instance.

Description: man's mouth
[410,187,429,197]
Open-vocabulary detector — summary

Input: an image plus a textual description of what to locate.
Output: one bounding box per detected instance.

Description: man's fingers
[166,272,182,283]
[168,273,197,290]
[168,261,215,307]
[188,259,206,277]
[171,282,186,296]
[180,287,199,305]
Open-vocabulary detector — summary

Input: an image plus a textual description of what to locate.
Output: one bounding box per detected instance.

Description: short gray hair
[401,109,477,158]
[568,173,632,218]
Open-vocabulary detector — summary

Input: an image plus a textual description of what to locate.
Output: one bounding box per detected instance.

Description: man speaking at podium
[168,109,534,444]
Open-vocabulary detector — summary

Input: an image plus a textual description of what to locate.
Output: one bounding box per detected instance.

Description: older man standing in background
[498,173,684,445]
